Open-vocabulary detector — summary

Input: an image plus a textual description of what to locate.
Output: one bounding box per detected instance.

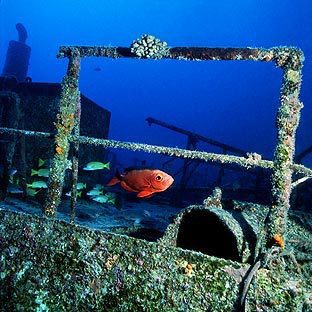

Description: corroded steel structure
[0,36,311,311]
[39,41,309,250]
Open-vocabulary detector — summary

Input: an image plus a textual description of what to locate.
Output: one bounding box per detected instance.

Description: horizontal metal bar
[57,46,274,62]
[0,127,53,138]
[72,135,312,177]
[1,127,311,177]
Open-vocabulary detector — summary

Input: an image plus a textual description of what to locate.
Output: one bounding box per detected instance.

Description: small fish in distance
[76,182,87,190]
[31,168,50,177]
[83,161,110,171]
[87,189,103,196]
[91,193,116,205]
[93,184,107,191]
[27,181,48,189]
[107,168,174,198]
[65,191,82,198]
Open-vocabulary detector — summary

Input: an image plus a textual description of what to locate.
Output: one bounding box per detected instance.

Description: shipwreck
[0,32,312,311]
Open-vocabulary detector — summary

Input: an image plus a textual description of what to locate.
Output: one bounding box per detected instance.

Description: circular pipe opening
[176,210,241,261]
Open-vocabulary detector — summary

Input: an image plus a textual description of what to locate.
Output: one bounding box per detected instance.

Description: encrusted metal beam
[43,56,81,217]
[0,127,52,138]
[58,42,306,249]
[0,127,311,178]
[265,48,304,249]
[57,45,273,62]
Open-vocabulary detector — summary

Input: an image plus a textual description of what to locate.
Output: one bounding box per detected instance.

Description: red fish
[107,168,174,198]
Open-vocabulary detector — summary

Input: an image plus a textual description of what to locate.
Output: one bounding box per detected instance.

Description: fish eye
[155,174,163,181]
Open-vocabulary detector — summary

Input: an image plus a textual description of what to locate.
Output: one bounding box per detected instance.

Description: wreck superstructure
[0,35,311,311]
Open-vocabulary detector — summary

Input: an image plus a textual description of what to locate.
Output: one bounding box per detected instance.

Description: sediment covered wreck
[0,35,312,311]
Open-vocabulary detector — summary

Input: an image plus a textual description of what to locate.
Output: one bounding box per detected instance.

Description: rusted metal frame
[0,127,273,169]
[2,45,307,249]
[146,117,246,156]
[43,56,81,217]
[264,48,304,249]
[0,125,277,174]
[57,46,271,63]
[58,44,305,248]
[0,127,311,178]
[0,127,52,138]
[69,134,312,177]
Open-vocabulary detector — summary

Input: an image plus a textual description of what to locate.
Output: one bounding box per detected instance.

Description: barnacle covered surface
[265,47,304,246]
[0,208,311,311]
[160,200,312,310]
[0,209,244,311]
[43,56,81,216]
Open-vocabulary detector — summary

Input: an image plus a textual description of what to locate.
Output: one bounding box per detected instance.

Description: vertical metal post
[43,56,81,217]
[0,91,21,200]
[265,48,304,248]
[70,98,81,222]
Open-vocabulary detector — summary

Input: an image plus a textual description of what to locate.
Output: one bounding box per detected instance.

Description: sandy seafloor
[0,195,183,241]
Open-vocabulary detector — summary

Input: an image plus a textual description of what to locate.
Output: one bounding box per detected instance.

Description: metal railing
[0,35,309,250]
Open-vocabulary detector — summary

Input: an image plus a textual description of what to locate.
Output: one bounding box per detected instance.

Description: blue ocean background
[1,0,311,179]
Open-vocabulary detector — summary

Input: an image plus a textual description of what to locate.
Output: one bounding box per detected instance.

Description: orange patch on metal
[273,234,285,249]
[55,145,64,155]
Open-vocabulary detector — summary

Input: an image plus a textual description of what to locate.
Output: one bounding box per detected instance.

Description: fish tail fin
[107,170,122,186]
[31,169,37,176]
[38,158,45,167]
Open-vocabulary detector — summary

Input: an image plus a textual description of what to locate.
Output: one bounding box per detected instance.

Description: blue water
[1,0,312,185]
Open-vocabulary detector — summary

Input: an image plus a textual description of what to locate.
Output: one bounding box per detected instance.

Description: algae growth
[0,37,311,311]
[0,207,311,311]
